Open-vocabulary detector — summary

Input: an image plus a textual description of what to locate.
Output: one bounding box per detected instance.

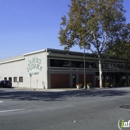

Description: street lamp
[83,44,90,89]
[84,47,86,89]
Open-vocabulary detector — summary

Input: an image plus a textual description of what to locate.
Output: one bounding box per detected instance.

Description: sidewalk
[13,86,130,92]
[13,87,80,92]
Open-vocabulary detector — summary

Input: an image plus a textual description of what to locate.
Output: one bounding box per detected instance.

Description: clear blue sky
[0,0,130,59]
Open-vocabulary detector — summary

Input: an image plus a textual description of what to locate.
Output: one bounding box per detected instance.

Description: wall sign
[27,58,43,73]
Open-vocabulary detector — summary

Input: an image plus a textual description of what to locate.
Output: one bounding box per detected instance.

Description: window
[4,77,7,80]
[14,77,17,82]
[19,77,23,82]
[50,59,84,68]
[9,77,12,82]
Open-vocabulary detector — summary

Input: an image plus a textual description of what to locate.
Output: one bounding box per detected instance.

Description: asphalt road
[0,87,130,130]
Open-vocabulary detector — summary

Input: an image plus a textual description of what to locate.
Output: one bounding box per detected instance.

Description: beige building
[0,48,129,89]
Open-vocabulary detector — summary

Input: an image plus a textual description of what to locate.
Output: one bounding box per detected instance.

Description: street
[0,87,130,130]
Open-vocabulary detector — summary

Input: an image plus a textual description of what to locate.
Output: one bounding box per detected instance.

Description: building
[0,48,129,89]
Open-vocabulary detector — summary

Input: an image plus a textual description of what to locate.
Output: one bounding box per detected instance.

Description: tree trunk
[98,55,103,88]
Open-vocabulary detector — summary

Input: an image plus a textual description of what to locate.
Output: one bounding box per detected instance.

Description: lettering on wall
[27,57,43,74]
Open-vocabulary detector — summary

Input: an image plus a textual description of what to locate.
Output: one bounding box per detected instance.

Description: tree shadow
[0,90,5,92]
[0,89,129,101]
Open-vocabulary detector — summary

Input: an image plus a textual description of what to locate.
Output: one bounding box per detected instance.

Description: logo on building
[27,58,43,74]
[118,118,130,130]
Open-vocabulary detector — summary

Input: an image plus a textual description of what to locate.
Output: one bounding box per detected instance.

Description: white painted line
[0,109,25,113]
[0,101,3,103]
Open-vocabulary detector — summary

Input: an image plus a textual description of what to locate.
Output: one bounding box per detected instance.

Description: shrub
[105,82,110,87]
[87,83,92,87]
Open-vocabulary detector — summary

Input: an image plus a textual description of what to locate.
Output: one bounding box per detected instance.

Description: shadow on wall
[0,89,129,101]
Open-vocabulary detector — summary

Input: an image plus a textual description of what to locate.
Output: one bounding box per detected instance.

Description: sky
[0,0,130,59]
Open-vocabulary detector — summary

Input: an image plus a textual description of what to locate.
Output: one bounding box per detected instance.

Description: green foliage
[59,0,126,53]
[105,82,110,87]
[58,0,127,88]
[105,23,130,70]
[87,83,92,87]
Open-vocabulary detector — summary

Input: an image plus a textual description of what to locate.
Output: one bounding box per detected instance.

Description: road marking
[0,109,25,113]
[0,101,3,103]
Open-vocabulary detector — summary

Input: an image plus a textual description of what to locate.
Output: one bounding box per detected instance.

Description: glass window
[14,77,17,82]
[19,77,23,82]
[50,59,99,68]
[4,77,7,80]
[9,77,12,82]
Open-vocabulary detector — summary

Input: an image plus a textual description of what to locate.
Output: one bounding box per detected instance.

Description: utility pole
[84,47,86,89]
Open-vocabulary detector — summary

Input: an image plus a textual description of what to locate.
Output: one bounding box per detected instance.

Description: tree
[106,23,130,85]
[58,0,126,88]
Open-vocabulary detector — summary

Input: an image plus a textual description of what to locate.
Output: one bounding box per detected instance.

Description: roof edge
[23,49,47,56]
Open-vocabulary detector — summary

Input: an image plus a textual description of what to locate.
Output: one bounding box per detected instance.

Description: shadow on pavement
[0,88,129,101]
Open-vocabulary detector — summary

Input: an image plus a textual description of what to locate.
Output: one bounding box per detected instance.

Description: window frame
[14,77,17,82]
[19,77,23,82]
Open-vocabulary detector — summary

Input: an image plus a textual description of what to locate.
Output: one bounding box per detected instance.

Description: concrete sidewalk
[13,86,130,92]
[13,87,80,92]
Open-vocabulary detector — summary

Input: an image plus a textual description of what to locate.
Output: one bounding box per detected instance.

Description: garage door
[51,74,70,88]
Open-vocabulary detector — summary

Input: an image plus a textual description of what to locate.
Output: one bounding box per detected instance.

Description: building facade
[0,48,129,89]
